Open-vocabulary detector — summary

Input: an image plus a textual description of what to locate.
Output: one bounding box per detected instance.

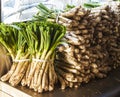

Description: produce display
[0,1,120,93]
[0,21,66,93]
[56,4,120,89]
[34,3,120,89]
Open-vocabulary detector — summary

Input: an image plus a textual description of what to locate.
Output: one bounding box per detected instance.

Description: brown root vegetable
[78,25,86,30]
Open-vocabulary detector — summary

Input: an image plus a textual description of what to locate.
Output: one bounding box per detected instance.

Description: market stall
[0,0,120,97]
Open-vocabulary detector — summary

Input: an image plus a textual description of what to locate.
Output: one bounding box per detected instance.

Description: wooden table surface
[0,90,12,97]
[0,67,120,97]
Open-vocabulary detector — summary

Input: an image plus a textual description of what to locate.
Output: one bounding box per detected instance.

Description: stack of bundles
[108,3,120,68]
[0,21,66,93]
[90,5,119,77]
[55,6,97,89]
[55,4,120,89]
